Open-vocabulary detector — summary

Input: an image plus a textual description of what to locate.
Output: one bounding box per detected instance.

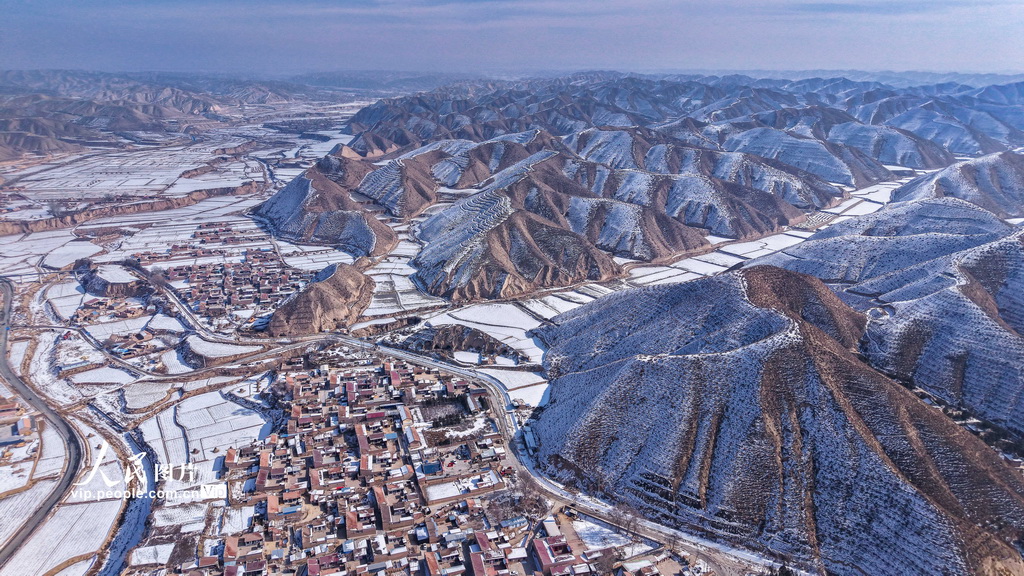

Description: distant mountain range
[257,72,1024,302]
[0,69,368,161]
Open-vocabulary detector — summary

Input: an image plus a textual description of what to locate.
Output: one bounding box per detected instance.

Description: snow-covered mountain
[257,124,843,301]
[251,155,396,256]
[754,197,1024,436]
[349,74,1024,163]
[720,127,890,187]
[256,73,1024,303]
[891,151,1024,217]
[531,265,1024,575]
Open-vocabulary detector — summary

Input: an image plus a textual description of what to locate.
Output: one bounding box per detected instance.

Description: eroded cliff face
[266,264,374,336]
[0,182,261,237]
[81,264,151,298]
[532,266,1024,576]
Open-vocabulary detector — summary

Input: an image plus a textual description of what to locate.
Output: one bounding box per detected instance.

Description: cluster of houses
[163,249,314,319]
[126,223,315,319]
[131,223,253,268]
[72,294,147,324]
[174,351,601,576]
[165,350,668,576]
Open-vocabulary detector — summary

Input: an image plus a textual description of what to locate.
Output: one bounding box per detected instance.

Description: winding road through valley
[0,278,85,568]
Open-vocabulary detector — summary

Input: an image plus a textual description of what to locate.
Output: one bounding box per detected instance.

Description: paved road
[0,279,84,568]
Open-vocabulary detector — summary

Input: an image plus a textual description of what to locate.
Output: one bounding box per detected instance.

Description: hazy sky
[1,0,1022,74]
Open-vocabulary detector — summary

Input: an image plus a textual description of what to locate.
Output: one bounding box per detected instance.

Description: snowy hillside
[891,151,1024,217]
[754,198,1024,435]
[532,266,1024,575]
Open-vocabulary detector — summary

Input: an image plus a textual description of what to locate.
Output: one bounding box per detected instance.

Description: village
[136,222,318,325]
[143,348,701,576]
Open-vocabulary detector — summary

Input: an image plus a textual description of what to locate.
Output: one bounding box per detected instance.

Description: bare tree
[665,532,680,554]
[514,470,548,519]
[148,266,169,288]
[592,550,617,575]
[45,200,71,218]
[612,502,641,546]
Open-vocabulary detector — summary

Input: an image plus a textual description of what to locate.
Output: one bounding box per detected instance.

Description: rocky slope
[251,155,397,257]
[720,127,891,187]
[532,265,1024,575]
[266,264,374,336]
[414,202,620,302]
[825,122,955,169]
[259,127,836,301]
[82,264,150,298]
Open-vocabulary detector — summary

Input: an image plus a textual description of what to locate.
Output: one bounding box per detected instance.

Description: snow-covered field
[34,423,67,479]
[153,502,209,533]
[181,375,238,393]
[64,448,125,504]
[572,516,656,557]
[28,330,89,406]
[123,381,174,412]
[218,505,255,535]
[160,349,193,374]
[83,196,265,240]
[139,391,268,499]
[184,335,260,359]
[52,558,95,576]
[851,180,902,204]
[477,369,550,407]
[46,280,88,320]
[148,314,186,333]
[175,391,269,462]
[277,240,357,269]
[363,239,446,316]
[83,315,153,340]
[0,230,88,277]
[6,340,30,376]
[520,295,584,320]
[41,240,104,270]
[2,140,259,203]
[69,366,137,385]
[0,459,32,494]
[0,499,123,576]
[0,479,57,547]
[129,543,175,566]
